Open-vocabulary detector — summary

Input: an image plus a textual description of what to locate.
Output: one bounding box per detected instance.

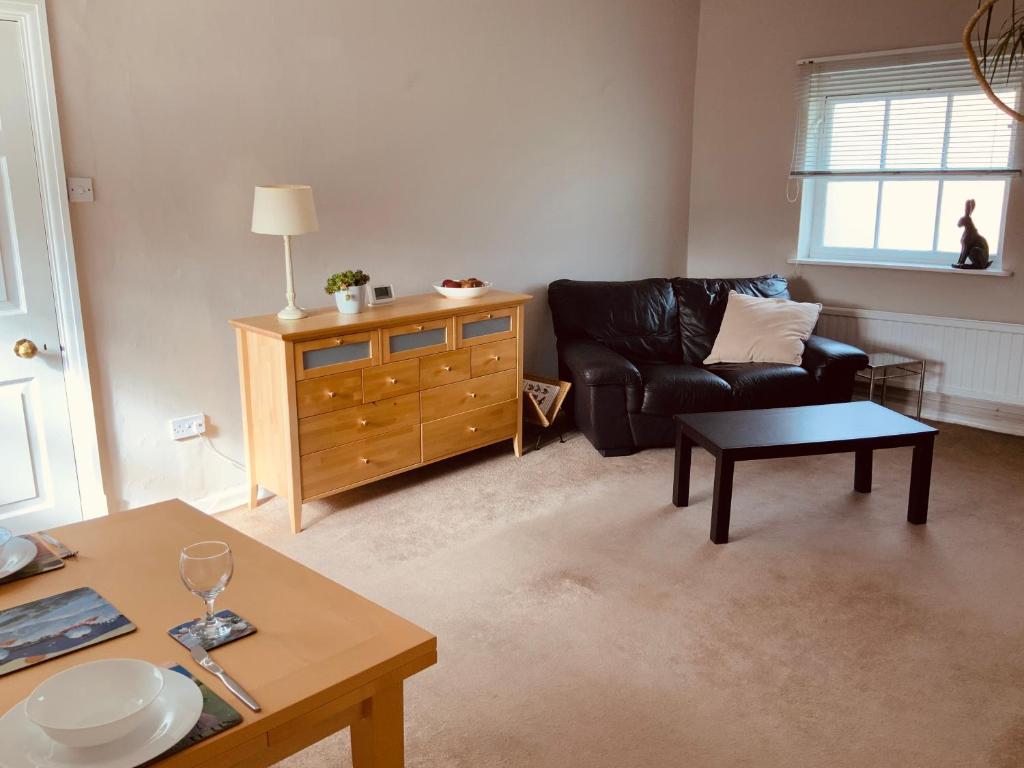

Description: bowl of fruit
[433,278,492,299]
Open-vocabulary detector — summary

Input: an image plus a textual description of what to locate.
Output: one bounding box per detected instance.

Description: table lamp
[252,184,319,320]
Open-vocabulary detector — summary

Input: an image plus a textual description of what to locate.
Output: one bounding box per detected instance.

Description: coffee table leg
[854,449,873,493]
[908,436,934,525]
[710,455,734,544]
[673,431,693,507]
[352,682,404,768]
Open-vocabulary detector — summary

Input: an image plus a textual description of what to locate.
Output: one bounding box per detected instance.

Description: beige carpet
[218,421,1024,767]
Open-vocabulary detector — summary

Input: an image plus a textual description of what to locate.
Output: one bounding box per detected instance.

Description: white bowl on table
[25,659,165,748]
[432,281,492,299]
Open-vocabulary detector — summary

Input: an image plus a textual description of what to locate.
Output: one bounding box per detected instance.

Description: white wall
[687,0,1024,325]
[48,0,701,511]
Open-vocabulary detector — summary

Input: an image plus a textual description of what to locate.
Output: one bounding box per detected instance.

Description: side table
[856,353,926,418]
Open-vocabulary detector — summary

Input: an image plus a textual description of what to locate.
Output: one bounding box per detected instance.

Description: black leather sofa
[548,275,869,455]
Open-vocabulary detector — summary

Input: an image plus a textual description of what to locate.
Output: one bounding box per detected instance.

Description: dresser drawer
[470,338,516,377]
[421,369,518,422]
[420,349,471,389]
[300,426,420,498]
[294,331,380,381]
[422,399,517,461]
[380,318,454,363]
[298,393,419,455]
[455,307,516,348]
[362,359,419,402]
[295,370,363,418]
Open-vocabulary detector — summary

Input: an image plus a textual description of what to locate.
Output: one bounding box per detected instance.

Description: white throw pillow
[703,291,822,366]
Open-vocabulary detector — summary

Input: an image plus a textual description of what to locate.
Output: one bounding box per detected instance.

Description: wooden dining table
[0,500,437,768]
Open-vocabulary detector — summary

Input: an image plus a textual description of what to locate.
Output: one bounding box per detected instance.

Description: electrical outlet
[169,413,206,440]
[67,177,94,203]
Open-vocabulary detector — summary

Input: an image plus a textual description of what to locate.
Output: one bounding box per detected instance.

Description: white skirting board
[818,306,1024,436]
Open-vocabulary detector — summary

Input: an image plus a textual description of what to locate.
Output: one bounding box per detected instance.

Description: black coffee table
[673,402,938,544]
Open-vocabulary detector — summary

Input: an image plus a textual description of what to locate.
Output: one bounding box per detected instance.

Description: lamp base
[277,305,309,320]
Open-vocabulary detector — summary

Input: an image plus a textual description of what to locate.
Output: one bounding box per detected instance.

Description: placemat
[168,609,257,651]
[0,587,135,677]
[141,665,243,765]
[0,535,66,586]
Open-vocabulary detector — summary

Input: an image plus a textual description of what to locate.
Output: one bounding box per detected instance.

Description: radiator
[816,307,1024,435]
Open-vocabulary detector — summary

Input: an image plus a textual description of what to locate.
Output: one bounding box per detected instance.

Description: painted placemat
[0,535,65,586]
[168,609,257,651]
[141,664,243,765]
[0,586,135,676]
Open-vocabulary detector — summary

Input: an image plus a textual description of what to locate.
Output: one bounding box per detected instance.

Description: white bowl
[433,281,492,299]
[26,659,165,748]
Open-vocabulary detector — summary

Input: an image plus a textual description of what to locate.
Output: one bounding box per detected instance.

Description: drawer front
[470,338,517,377]
[294,331,380,381]
[295,370,363,418]
[298,393,419,455]
[380,318,454,363]
[455,307,516,348]
[363,359,420,403]
[301,425,420,498]
[422,398,517,462]
[421,369,518,422]
[420,349,471,389]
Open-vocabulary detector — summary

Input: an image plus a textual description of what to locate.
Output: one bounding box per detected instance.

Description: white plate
[0,668,203,768]
[432,281,492,299]
[0,537,37,579]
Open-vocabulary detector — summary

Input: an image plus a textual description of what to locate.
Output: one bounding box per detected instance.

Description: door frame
[1,0,106,519]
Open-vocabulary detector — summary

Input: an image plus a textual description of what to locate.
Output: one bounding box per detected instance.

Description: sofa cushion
[631,363,733,415]
[548,279,683,363]
[672,275,791,364]
[704,363,816,410]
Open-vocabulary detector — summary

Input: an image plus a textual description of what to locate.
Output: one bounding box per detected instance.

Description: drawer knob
[485,313,493,319]
[468,426,478,432]
[359,419,368,426]
[442,365,452,372]
[467,392,477,398]
[414,324,423,331]
[387,377,397,384]
[327,391,337,398]
[360,457,370,464]
[492,355,500,361]
[334,338,343,346]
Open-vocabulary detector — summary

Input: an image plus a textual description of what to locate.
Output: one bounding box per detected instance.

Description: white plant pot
[334,286,364,314]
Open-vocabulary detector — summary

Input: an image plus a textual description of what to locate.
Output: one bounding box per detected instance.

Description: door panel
[0,21,81,532]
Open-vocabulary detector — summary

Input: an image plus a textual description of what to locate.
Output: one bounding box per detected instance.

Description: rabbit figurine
[952,199,992,270]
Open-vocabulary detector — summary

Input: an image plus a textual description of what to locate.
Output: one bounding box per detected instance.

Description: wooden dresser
[230,291,531,532]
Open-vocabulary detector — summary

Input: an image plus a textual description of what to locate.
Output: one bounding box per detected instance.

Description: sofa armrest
[559,340,641,387]
[801,335,869,403]
[557,340,639,454]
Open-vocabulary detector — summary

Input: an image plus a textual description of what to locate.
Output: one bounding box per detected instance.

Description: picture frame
[522,374,571,428]
[367,284,396,306]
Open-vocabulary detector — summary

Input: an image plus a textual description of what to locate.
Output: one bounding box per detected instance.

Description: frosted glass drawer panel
[380,318,453,363]
[456,307,516,348]
[304,342,370,369]
[294,331,380,381]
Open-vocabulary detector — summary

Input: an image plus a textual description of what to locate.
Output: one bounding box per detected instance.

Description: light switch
[67,177,94,203]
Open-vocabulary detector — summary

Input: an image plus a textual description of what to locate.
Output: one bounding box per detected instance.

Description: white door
[0,19,82,534]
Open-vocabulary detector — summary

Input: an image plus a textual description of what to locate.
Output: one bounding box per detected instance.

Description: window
[791,46,1021,269]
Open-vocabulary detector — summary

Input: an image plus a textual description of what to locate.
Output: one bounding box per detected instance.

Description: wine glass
[179,541,233,643]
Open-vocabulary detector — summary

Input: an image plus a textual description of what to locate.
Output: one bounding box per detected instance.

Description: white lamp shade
[251,184,319,236]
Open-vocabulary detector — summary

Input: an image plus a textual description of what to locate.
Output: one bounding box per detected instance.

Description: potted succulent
[325,270,370,314]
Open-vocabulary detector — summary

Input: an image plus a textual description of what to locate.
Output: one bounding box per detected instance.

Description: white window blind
[791,45,1022,178]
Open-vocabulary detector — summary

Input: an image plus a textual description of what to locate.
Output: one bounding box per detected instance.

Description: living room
[1,0,1022,766]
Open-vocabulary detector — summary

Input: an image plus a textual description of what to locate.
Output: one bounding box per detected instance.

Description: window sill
[788,257,1013,277]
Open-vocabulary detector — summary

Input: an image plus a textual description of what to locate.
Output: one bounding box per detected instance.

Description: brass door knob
[13,339,38,359]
